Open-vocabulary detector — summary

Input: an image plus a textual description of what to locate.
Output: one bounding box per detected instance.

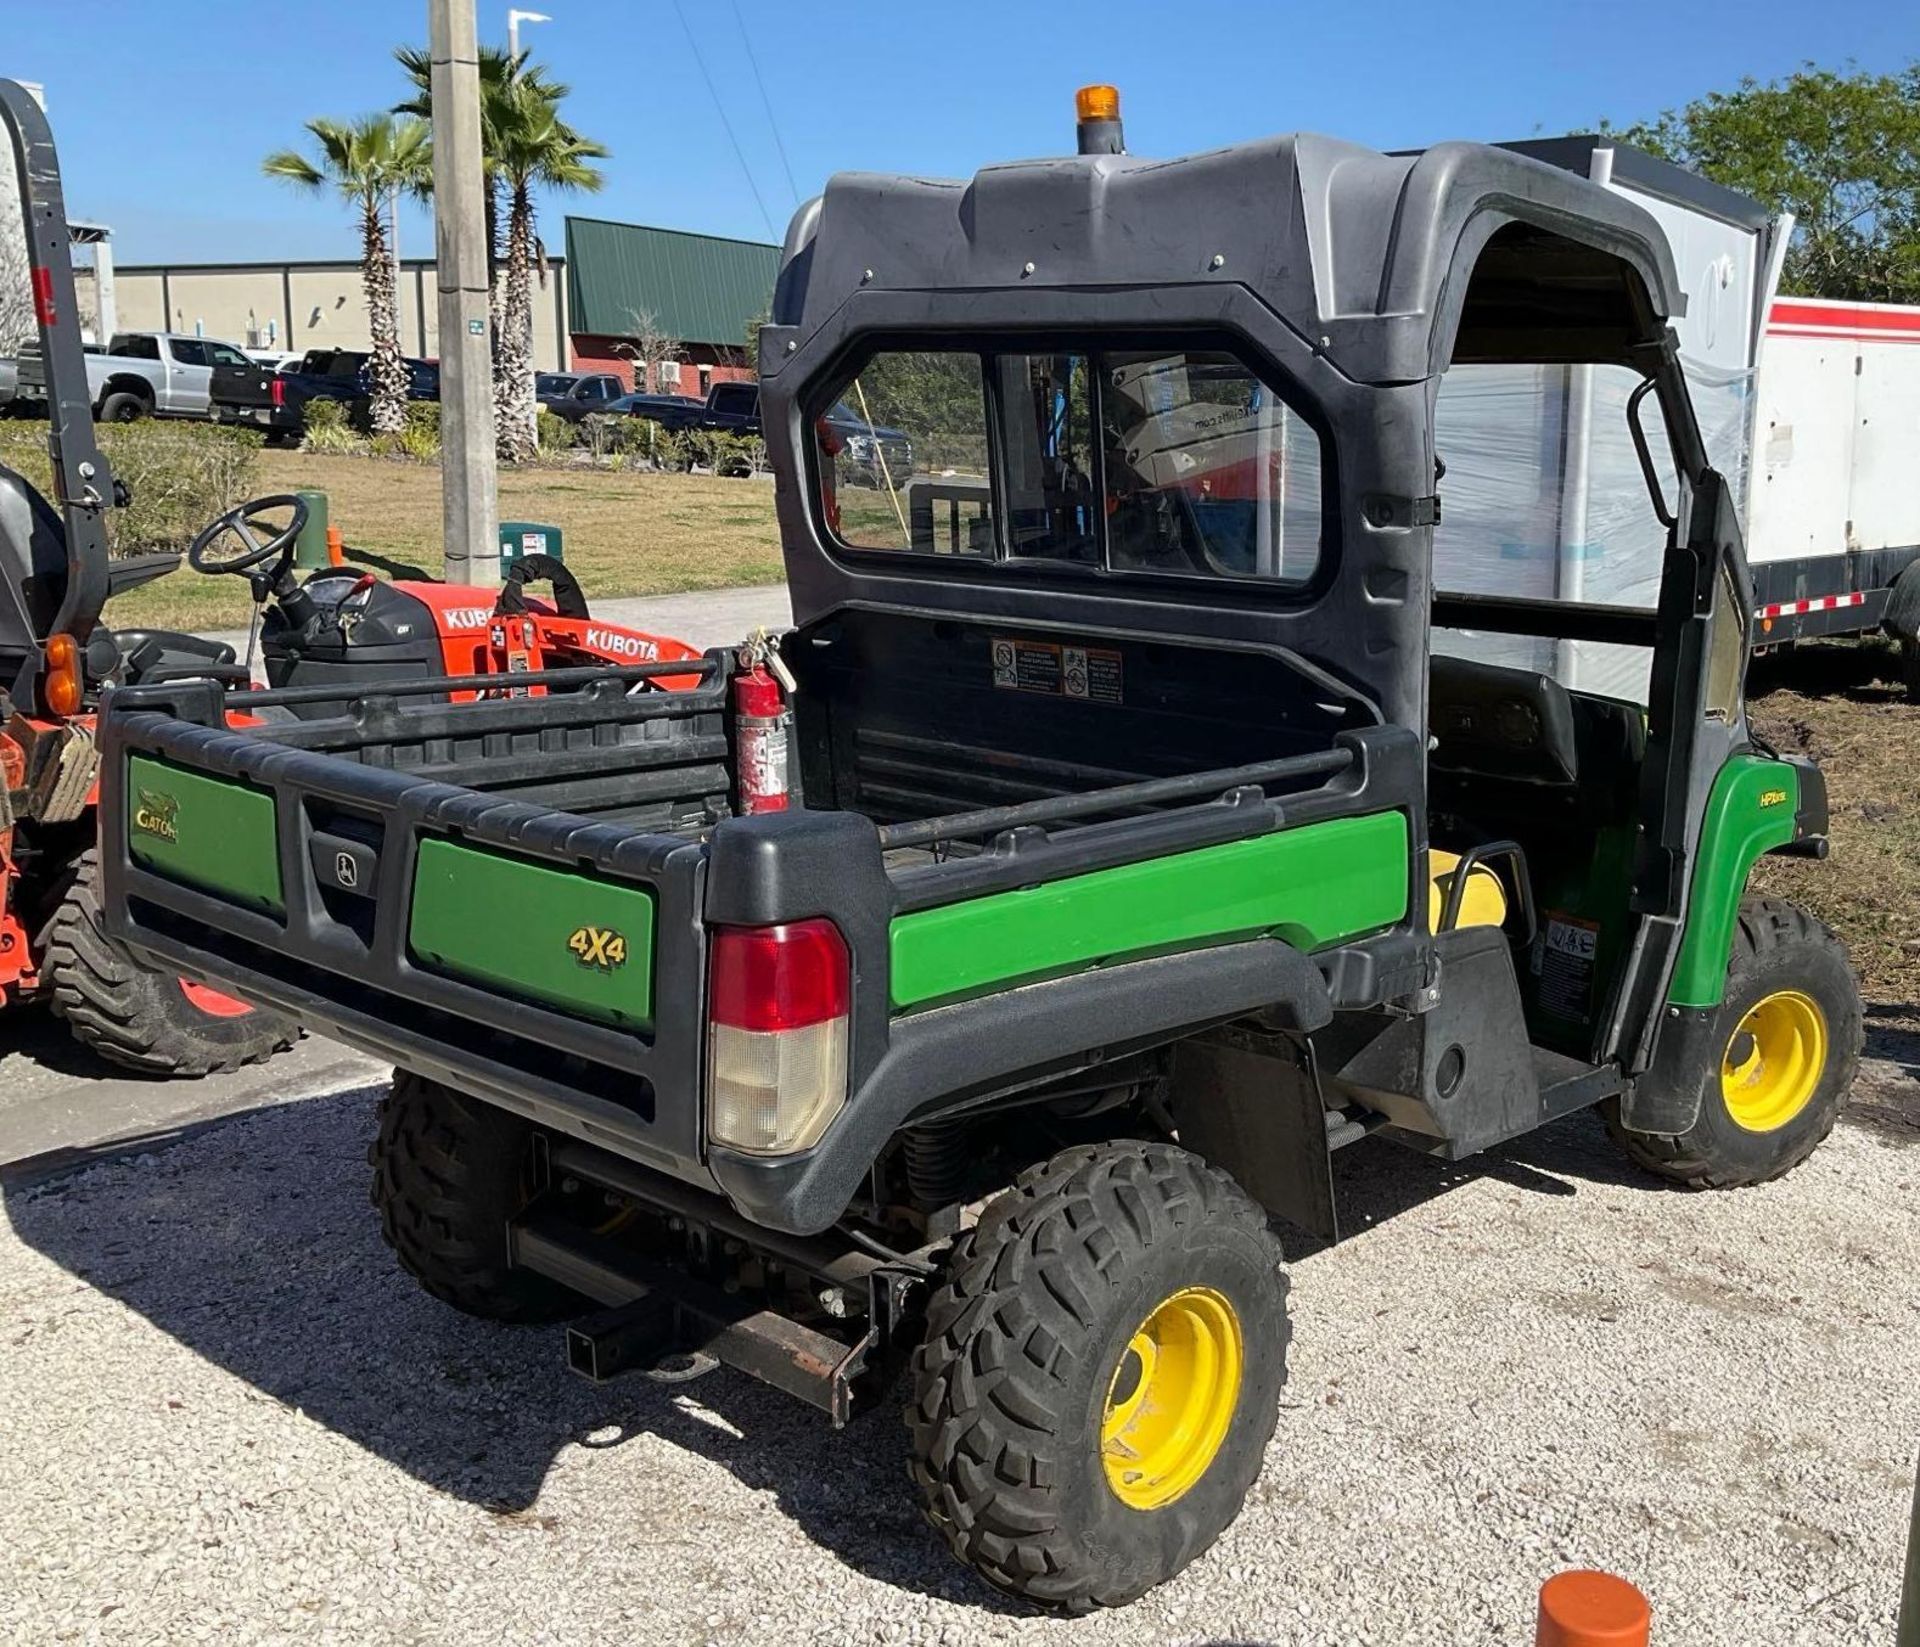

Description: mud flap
[1617,1006,1716,1133]
[1171,1026,1339,1244]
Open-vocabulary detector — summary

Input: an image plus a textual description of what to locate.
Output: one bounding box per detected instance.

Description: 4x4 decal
[567,924,628,971]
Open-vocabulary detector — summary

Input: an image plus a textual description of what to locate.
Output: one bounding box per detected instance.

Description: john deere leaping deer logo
[133,788,179,843]
[567,924,628,972]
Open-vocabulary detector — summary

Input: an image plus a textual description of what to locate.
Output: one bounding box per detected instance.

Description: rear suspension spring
[901,1117,971,1210]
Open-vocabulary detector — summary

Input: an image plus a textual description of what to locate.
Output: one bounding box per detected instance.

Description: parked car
[245,348,303,374]
[606,389,704,425]
[14,330,254,421]
[0,352,16,414]
[536,371,627,422]
[823,398,915,488]
[630,380,911,482]
[211,347,439,440]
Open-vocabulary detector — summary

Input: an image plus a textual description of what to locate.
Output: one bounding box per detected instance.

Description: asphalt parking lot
[2,1026,1914,1646]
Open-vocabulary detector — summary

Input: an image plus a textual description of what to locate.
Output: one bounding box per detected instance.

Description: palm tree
[263,115,432,435]
[394,45,530,333]
[488,76,607,458]
[394,46,605,461]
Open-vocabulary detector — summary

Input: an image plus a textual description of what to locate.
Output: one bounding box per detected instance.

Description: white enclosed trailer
[1747,297,1920,650]
[1429,136,1920,697]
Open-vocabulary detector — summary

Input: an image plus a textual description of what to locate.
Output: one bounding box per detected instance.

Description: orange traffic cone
[1536,1570,1651,1647]
[325,524,345,567]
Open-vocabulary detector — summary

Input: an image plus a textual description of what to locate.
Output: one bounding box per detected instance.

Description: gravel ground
[2,1044,1915,1647]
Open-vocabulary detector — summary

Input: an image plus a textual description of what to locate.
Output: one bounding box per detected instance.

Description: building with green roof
[564,216,779,397]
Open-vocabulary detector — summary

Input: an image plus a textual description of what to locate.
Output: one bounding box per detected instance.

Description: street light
[507,8,549,57]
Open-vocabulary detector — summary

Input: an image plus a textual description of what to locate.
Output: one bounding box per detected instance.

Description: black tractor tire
[1607,896,1861,1188]
[906,1140,1290,1613]
[40,848,296,1077]
[369,1071,580,1323]
[97,390,149,423]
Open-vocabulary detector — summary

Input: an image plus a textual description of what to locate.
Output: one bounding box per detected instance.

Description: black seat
[112,629,241,686]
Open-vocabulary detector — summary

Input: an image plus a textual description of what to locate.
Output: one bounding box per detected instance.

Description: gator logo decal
[1759,789,1789,809]
[133,788,179,842]
[567,924,628,971]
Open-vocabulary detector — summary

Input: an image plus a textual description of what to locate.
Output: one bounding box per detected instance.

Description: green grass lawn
[105,451,787,632]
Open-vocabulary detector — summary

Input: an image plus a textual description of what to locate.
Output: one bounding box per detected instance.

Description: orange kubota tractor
[0,80,699,1074]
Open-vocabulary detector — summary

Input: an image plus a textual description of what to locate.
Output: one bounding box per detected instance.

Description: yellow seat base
[1428,848,1510,931]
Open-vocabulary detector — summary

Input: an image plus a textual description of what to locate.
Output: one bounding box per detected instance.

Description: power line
[672,0,780,242]
[732,0,800,207]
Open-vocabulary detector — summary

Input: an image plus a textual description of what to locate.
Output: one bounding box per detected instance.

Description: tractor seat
[1427,848,1510,931]
[112,628,242,686]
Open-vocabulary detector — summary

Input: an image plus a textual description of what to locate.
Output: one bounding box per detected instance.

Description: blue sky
[8,1,1914,266]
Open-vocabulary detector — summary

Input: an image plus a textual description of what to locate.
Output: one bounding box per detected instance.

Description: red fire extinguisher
[735,632,794,814]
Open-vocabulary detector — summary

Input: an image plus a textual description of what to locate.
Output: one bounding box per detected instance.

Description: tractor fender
[708,937,1333,1236]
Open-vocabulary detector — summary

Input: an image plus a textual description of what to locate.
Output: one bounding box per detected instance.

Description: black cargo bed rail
[876,747,1354,851]
[224,653,720,713]
[881,734,1397,915]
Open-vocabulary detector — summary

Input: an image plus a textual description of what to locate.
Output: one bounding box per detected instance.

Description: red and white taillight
[706,918,850,1155]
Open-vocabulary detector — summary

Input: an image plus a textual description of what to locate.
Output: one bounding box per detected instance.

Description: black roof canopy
[772,131,1685,384]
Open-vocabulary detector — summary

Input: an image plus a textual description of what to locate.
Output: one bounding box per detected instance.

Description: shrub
[628,418,683,469]
[576,411,627,463]
[397,400,441,462]
[0,418,263,555]
[300,397,361,455]
[677,428,762,477]
[535,408,575,459]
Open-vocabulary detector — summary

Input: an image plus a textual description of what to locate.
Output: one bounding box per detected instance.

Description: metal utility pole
[429,0,499,585]
[508,8,550,58]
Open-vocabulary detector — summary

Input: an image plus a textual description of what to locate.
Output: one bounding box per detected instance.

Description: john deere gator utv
[99,90,1861,1609]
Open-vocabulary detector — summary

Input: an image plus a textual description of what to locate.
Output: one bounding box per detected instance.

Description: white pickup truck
[13,329,253,421]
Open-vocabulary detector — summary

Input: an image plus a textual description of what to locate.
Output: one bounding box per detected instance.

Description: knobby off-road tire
[1608,896,1861,1188]
[369,1071,579,1323]
[41,848,295,1076]
[906,1141,1290,1612]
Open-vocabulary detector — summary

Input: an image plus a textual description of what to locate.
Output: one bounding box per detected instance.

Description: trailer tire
[370,1072,580,1323]
[40,848,296,1077]
[1607,896,1860,1188]
[905,1140,1289,1613]
[97,389,149,423]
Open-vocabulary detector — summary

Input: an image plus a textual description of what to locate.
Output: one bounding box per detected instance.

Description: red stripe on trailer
[1768,299,1920,339]
[1769,327,1920,346]
[1755,592,1866,619]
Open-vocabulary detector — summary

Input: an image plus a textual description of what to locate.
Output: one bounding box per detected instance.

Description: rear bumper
[213,401,297,432]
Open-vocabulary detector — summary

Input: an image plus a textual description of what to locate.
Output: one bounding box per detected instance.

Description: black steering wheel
[188,494,310,577]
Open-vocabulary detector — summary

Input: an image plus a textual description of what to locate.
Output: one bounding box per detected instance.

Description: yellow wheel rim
[1100,1286,1243,1511]
[1720,989,1827,1134]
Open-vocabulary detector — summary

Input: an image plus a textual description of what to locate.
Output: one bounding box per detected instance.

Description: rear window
[815,344,1324,583]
